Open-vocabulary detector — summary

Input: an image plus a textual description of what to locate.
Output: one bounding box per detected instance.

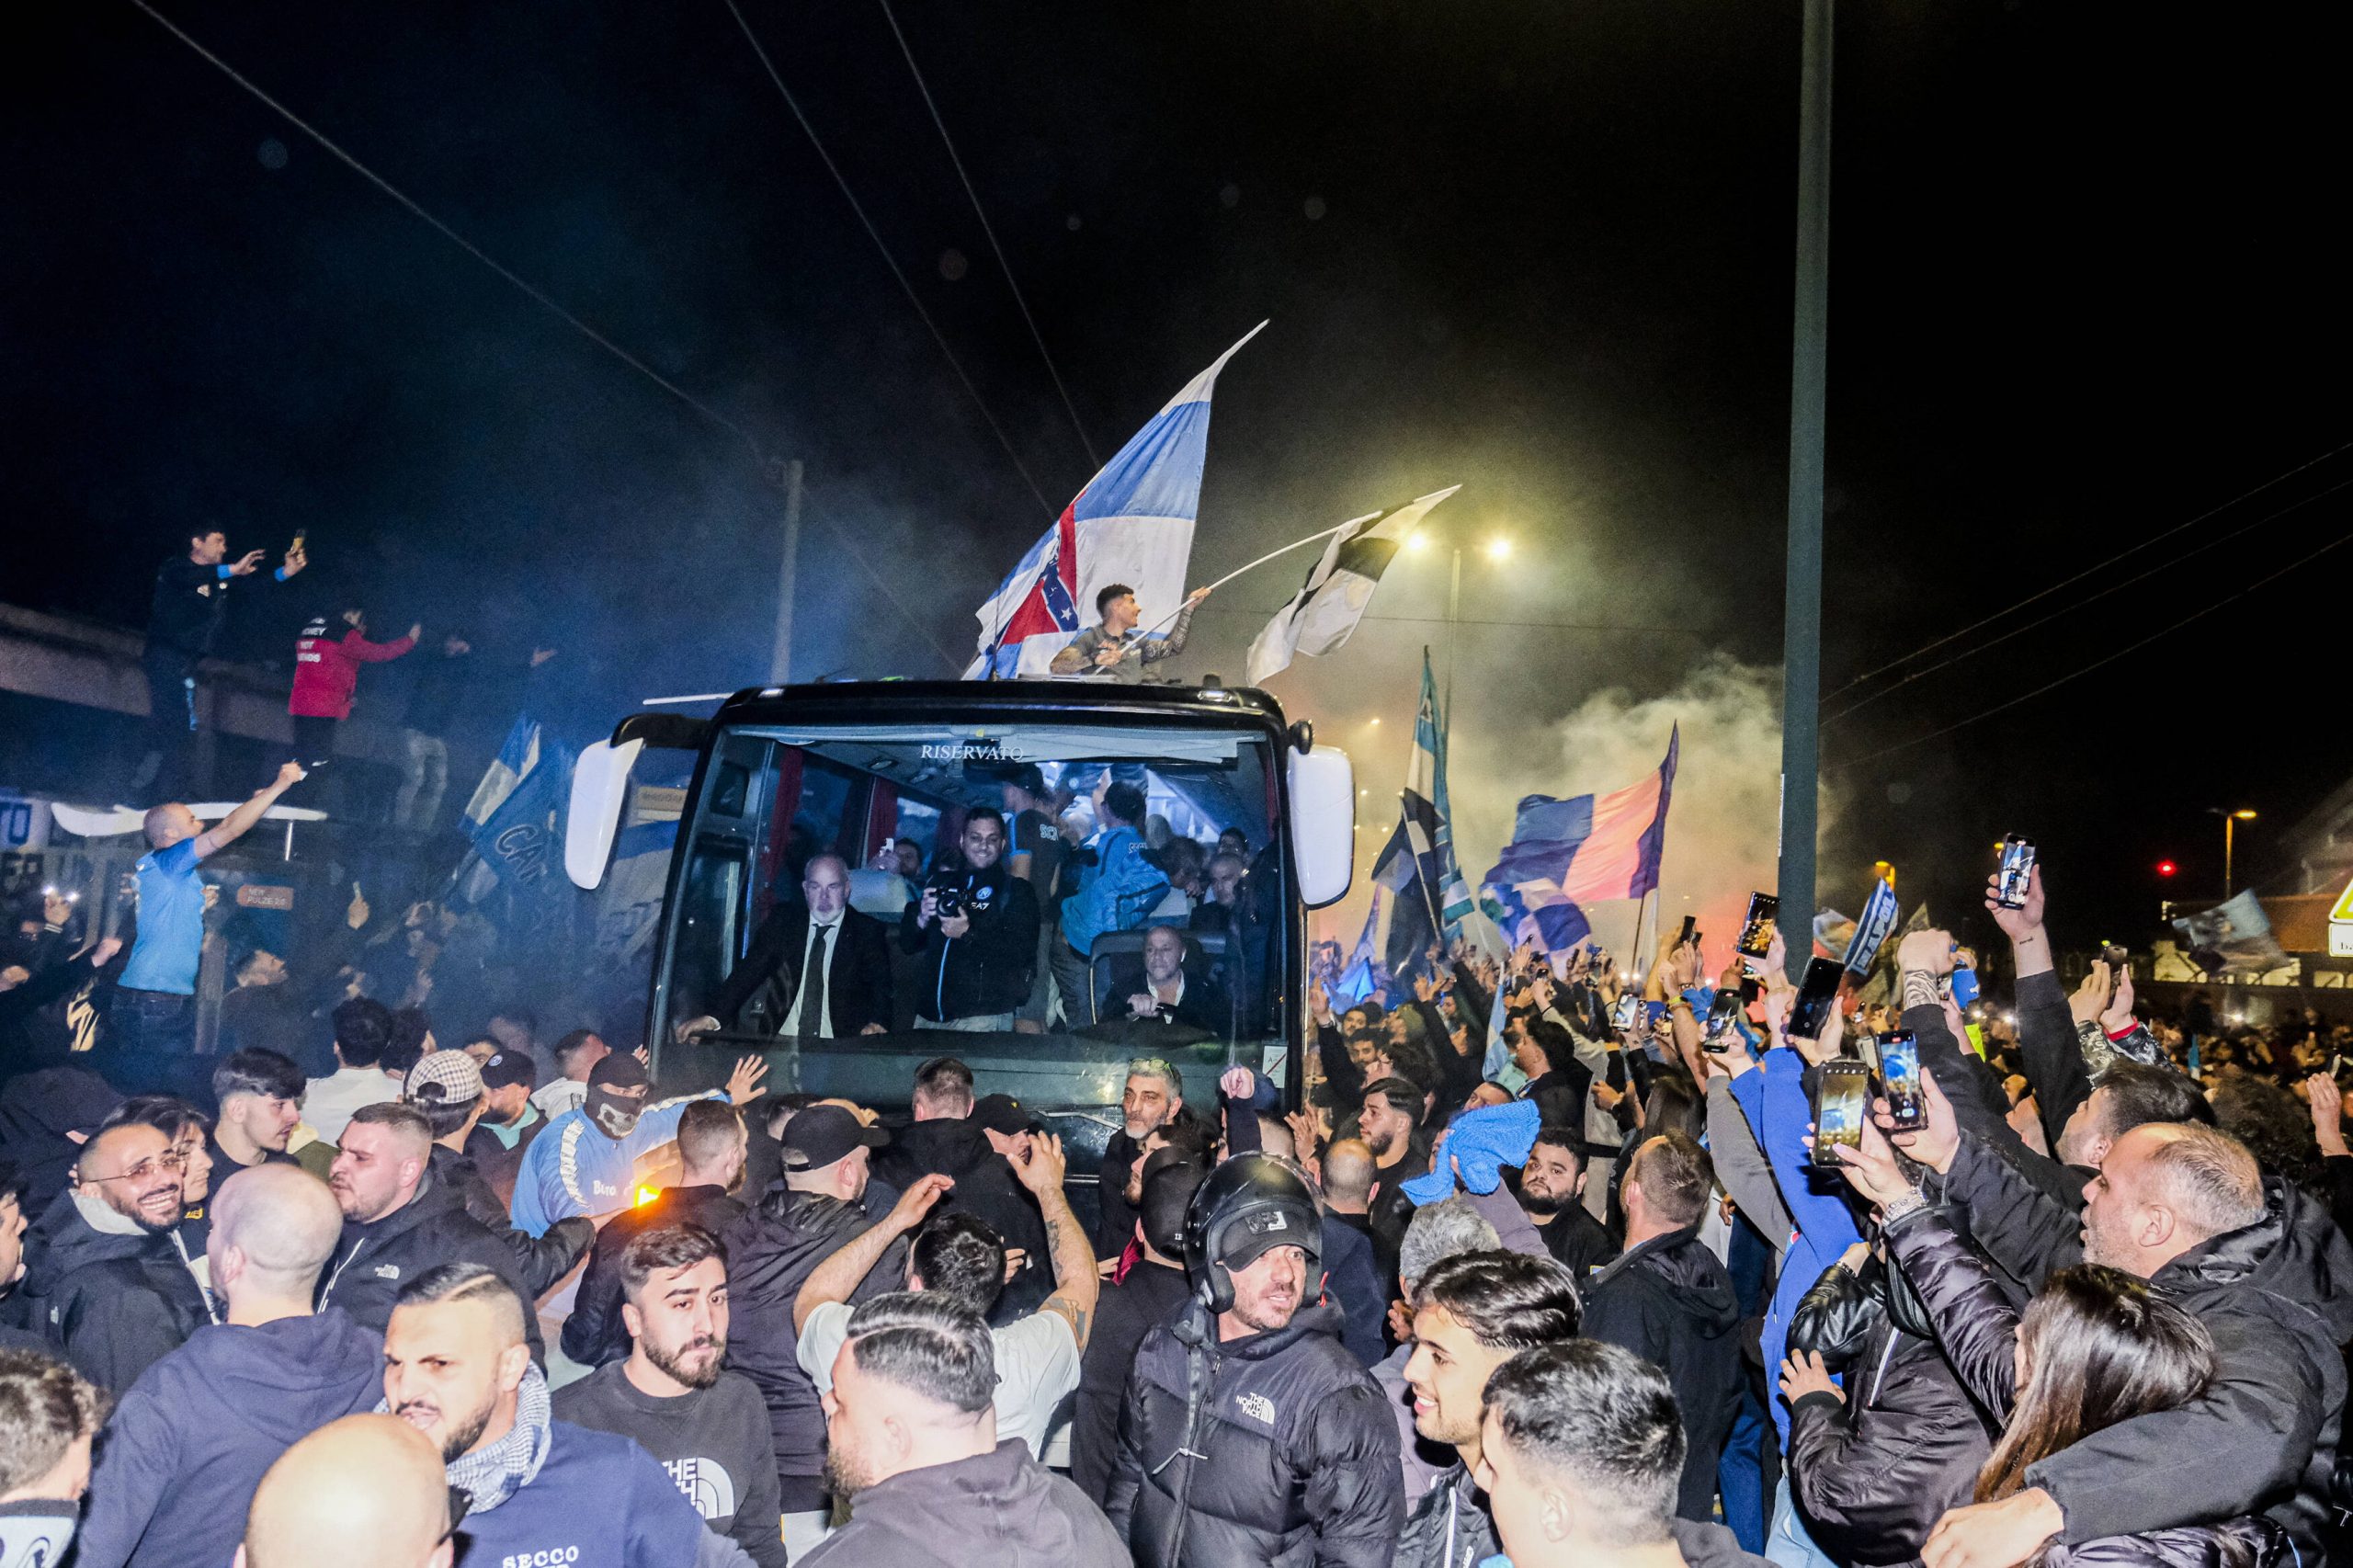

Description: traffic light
[2156,859,2177,878]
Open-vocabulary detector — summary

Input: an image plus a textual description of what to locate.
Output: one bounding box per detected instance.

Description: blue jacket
[511,1093,722,1237]
[1059,824,1167,960]
[1319,1214,1387,1368]
[463,1420,719,1568]
[1729,1049,1862,1445]
[74,1310,382,1568]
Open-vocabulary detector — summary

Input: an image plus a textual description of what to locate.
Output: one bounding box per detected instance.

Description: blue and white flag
[1843,877,1899,977]
[1330,888,1387,1008]
[462,715,573,893]
[968,324,1265,678]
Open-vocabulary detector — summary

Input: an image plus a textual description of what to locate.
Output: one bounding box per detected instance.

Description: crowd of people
[11,794,2353,1568]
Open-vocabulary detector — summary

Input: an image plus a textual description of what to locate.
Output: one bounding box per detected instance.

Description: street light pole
[1777,0,1834,923]
[2218,807,2256,896]
[1446,545,1463,729]
[767,457,805,685]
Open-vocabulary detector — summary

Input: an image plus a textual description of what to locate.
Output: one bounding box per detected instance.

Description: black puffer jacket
[1580,1226,1744,1523]
[1783,1253,1994,1568]
[426,1144,591,1298]
[870,1118,1051,1322]
[315,1168,545,1360]
[2040,1518,2289,1568]
[1104,1302,1402,1568]
[13,1188,211,1390]
[1888,1193,2348,1565]
[722,1190,907,1495]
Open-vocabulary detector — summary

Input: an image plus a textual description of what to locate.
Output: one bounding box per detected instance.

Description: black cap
[968,1092,1039,1137]
[587,1052,649,1092]
[781,1104,889,1170]
[480,1051,536,1091]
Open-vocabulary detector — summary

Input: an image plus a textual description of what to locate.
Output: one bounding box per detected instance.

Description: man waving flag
[967,324,1265,678]
[1245,486,1460,686]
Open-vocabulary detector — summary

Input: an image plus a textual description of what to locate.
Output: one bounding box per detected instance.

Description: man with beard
[1107,1155,1402,1568]
[1357,1076,1429,1257]
[512,1051,766,1236]
[900,809,1041,1032]
[565,1102,751,1368]
[555,1225,786,1568]
[316,1103,544,1362]
[1095,1058,1201,1260]
[801,1292,1126,1568]
[382,1262,747,1568]
[14,1121,212,1389]
[1513,1129,1619,1278]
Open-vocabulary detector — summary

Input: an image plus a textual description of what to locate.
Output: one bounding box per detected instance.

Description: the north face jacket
[1580,1224,1745,1523]
[315,1166,545,1359]
[1104,1301,1403,1568]
[14,1188,211,1391]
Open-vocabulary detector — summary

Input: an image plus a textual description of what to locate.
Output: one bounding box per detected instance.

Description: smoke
[1429,653,1836,967]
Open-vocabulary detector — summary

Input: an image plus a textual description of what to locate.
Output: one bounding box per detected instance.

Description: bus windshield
[656,717,1290,1086]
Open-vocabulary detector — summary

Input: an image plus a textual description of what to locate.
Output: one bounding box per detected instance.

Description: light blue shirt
[119,839,204,994]
[509,1092,723,1236]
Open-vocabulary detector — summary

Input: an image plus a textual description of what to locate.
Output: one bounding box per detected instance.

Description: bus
[563,677,1355,1179]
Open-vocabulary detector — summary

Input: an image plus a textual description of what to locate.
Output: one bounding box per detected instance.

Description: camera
[930,881,964,920]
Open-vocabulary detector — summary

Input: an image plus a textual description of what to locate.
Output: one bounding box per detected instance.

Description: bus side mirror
[565,738,643,890]
[1288,744,1354,909]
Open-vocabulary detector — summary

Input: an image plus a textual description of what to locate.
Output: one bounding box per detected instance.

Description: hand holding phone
[1812,1060,1871,1162]
[1878,1030,1927,1131]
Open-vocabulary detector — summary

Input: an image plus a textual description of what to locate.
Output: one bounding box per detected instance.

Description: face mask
[589,1092,642,1139]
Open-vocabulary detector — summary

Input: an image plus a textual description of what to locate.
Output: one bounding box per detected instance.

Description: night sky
[8,1,2349,954]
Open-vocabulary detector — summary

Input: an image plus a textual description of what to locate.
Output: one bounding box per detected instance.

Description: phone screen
[1880,1029,1926,1131]
[1738,892,1779,959]
[1610,994,1640,1032]
[1996,836,2037,910]
[1813,1062,1871,1158]
[1789,957,1842,1040]
[1702,989,1745,1052]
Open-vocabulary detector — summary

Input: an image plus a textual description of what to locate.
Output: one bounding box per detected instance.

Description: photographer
[900,808,1041,1032]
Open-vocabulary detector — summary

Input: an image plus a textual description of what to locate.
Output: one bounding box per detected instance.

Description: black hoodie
[801,1438,1126,1568]
[896,863,1041,1021]
[1580,1224,1745,1522]
[870,1118,1051,1321]
[74,1310,382,1568]
[0,1066,123,1215]
[315,1167,546,1361]
[14,1188,211,1391]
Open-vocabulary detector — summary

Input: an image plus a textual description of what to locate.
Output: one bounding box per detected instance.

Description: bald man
[678,854,893,1040]
[13,1120,211,1389]
[75,1163,381,1568]
[239,1414,454,1568]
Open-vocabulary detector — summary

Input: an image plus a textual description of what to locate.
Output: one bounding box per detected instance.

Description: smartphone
[1737,892,1779,960]
[291,529,307,551]
[1880,1029,1926,1131]
[1813,1060,1872,1160]
[1702,988,1745,1052]
[1789,957,1843,1040]
[2100,942,2129,971]
[1677,915,1697,949]
[1995,836,2037,910]
[1609,994,1641,1032]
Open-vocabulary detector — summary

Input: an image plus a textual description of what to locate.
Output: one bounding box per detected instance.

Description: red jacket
[289,621,415,719]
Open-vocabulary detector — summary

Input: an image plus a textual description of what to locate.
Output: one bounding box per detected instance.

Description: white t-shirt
[796,1299,1080,1460]
[304,1066,399,1143]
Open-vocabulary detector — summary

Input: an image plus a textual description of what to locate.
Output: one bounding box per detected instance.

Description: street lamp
[2209,807,2257,896]
[1408,527,1513,727]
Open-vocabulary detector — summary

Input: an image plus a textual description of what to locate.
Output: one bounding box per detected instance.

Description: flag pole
[1129,517,1367,641]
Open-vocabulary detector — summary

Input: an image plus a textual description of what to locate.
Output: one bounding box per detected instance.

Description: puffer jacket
[1393,1462,1495,1568]
[1782,1253,1994,1567]
[870,1118,1051,1322]
[2040,1518,2289,1568]
[722,1190,908,1496]
[1104,1302,1402,1568]
[14,1189,212,1391]
[1887,1195,2347,1565]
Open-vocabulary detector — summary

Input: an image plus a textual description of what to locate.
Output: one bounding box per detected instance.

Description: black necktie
[802,922,831,1037]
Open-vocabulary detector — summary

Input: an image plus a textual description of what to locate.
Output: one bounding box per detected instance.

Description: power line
[1185,605,1711,637]
[126,0,760,460]
[874,0,1100,472]
[1824,437,2353,702]
[1824,474,2353,725]
[122,0,966,675]
[1834,527,2353,767]
[719,0,1058,517]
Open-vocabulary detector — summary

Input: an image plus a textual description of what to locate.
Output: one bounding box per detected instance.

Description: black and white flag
[1245,486,1460,685]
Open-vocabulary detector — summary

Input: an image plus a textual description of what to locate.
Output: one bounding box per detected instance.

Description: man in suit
[677,854,892,1040]
[1107,925,1230,1035]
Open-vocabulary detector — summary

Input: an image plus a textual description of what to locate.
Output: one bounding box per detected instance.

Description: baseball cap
[480,1051,536,1091]
[969,1092,1040,1138]
[780,1104,888,1171]
[405,1051,483,1106]
[587,1052,650,1092]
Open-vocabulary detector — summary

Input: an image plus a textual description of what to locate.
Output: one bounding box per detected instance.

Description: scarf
[403,1361,553,1517]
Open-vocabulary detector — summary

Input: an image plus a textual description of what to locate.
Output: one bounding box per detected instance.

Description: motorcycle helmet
[1182,1153,1322,1313]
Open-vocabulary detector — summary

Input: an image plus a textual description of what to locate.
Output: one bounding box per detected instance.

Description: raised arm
[1012,1132,1100,1349]
[793,1173,952,1334]
[192,762,304,859]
